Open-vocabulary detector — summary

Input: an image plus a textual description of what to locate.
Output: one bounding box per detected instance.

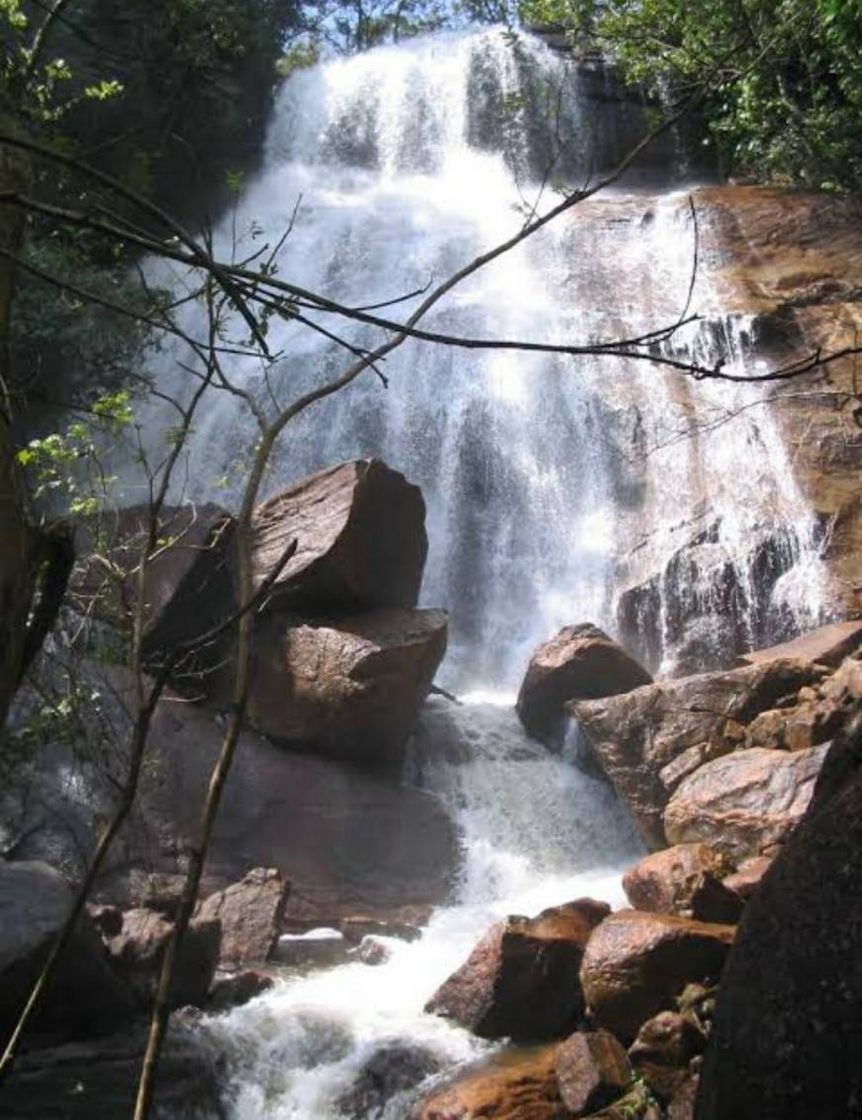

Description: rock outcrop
[246,607,447,767]
[517,624,651,744]
[572,658,821,848]
[249,458,427,610]
[579,911,734,1043]
[695,716,862,1120]
[425,899,609,1041]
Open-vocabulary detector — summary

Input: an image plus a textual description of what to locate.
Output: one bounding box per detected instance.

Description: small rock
[195,867,289,970]
[555,1029,632,1114]
[622,844,736,921]
[274,928,349,969]
[207,970,275,1013]
[415,1044,566,1120]
[336,1042,443,1119]
[628,1011,705,1102]
[721,855,773,900]
[352,936,392,966]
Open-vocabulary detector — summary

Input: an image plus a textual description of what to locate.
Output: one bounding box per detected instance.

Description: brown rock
[106,908,221,1010]
[663,744,828,861]
[628,1011,705,1102]
[572,659,820,848]
[246,606,447,767]
[425,899,610,1041]
[622,845,732,918]
[517,624,651,744]
[738,620,862,670]
[579,911,734,1043]
[556,1030,633,1114]
[721,855,773,901]
[250,458,427,610]
[195,867,289,969]
[695,716,862,1120]
[207,970,275,1013]
[337,1043,444,1118]
[416,1045,569,1120]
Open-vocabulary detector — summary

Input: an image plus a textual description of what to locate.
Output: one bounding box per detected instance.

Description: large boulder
[250,458,427,611]
[195,867,289,969]
[572,658,822,848]
[88,668,457,925]
[622,845,741,924]
[425,900,609,1041]
[0,1025,223,1119]
[579,911,734,1043]
[0,861,136,1044]
[246,607,447,767]
[663,744,828,861]
[415,1044,570,1120]
[516,624,651,744]
[695,716,862,1120]
[105,908,220,1010]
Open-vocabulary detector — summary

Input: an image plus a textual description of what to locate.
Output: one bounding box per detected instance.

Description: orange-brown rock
[663,744,828,860]
[721,855,773,901]
[628,1011,705,1103]
[572,659,821,848]
[250,458,427,611]
[246,607,447,767]
[425,899,609,1041]
[579,911,734,1043]
[555,1030,632,1114]
[415,1045,570,1120]
[622,845,740,924]
[517,624,651,744]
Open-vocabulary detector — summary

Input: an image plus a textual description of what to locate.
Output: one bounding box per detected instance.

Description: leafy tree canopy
[518,0,862,191]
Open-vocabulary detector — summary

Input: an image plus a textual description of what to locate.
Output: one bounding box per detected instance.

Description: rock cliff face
[575,186,862,676]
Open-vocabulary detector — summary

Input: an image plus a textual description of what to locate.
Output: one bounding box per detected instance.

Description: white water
[136,28,832,1117]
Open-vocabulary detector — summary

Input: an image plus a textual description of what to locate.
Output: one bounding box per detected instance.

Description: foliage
[518,0,862,190]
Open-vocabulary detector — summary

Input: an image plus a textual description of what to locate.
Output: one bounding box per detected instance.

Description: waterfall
[133,28,832,1117]
[138,26,828,687]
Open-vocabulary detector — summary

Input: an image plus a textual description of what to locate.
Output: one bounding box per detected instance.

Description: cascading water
[135,27,833,1117]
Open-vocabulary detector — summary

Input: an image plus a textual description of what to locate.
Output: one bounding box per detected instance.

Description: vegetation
[519,0,862,191]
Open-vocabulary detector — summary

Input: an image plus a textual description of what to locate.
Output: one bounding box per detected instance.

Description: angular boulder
[195,867,289,969]
[720,854,773,901]
[737,619,862,669]
[517,624,651,744]
[0,861,136,1042]
[335,1042,444,1119]
[207,969,275,1013]
[246,606,447,767]
[415,1044,569,1120]
[695,716,862,1120]
[579,911,734,1043]
[623,845,741,924]
[250,458,427,611]
[106,908,220,1010]
[555,1029,633,1114]
[663,744,828,861]
[425,899,609,1041]
[572,659,822,848]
